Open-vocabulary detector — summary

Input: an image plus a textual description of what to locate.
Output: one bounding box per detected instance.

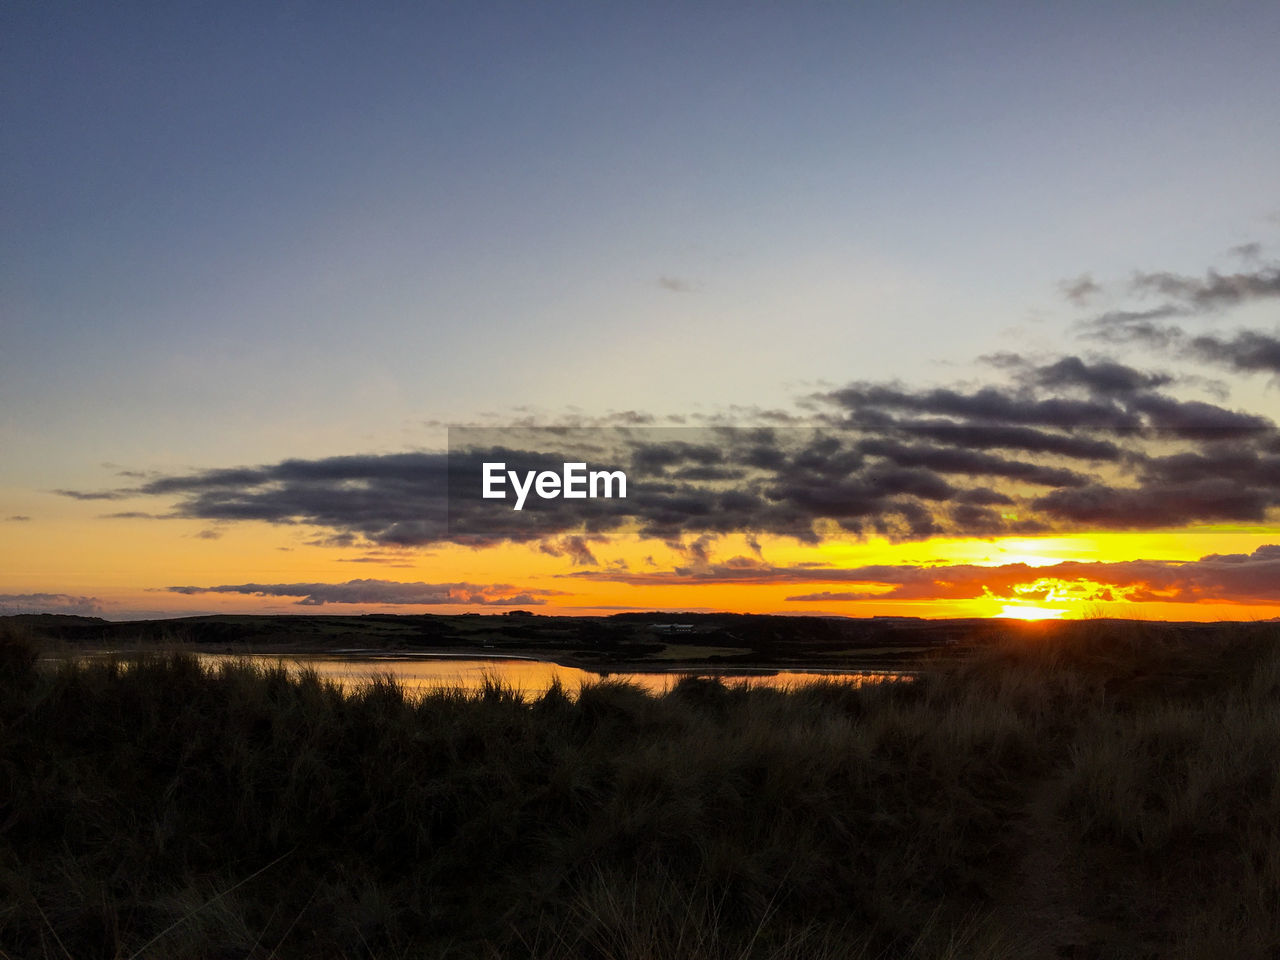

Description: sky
[3,1,1279,621]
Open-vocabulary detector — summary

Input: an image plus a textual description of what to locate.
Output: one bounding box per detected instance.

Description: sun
[998,604,1066,621]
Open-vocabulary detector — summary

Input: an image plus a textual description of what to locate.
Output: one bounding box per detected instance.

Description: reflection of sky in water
[197,654,907,698]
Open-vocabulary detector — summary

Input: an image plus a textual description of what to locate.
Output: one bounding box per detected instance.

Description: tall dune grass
[2,621,1279,958]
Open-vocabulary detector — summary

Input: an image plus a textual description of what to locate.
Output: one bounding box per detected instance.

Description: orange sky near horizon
[4,495,1278,622]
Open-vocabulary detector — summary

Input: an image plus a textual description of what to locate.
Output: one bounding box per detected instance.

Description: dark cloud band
[167,579,563,607]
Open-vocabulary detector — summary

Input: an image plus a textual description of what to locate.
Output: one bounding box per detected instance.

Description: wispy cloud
[0,592,103,615]
[657,275,697,293]
[167,579,565,607]
[1079,256,1280,348]
[1129,263,1280,311]
[1187,330,1280,375]
[1059,273,1100,305]
[1229,242,1263,263]
[538,535,601,566]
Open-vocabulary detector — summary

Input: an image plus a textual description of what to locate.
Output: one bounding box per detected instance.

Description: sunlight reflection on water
[192,653,909,697]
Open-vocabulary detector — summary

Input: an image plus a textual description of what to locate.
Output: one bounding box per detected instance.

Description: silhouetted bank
[9,609,1275,671]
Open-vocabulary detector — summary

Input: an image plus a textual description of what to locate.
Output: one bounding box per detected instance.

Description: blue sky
[3,3,1280,619]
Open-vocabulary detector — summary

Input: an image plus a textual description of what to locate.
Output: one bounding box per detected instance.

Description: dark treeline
[3,620,1280,958]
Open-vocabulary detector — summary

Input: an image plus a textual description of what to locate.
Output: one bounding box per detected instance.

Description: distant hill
[2,613,109,628]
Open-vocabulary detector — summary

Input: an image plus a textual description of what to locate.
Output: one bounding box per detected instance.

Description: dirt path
[993,770,1093,959]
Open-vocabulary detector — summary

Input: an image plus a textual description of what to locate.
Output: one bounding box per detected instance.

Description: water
[191,651,908,697]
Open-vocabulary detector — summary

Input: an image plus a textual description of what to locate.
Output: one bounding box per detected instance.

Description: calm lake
[186,652,908,697]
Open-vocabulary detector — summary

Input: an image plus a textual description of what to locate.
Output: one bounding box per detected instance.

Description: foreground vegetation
[3,621,1280,959]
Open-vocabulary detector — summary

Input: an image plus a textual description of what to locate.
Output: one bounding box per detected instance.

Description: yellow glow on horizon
[2,505,1278,621]
[998,604,1066,621]
[806,530,1280,570]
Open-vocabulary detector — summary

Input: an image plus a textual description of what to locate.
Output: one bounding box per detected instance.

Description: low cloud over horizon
[167,579,564,607]
[0,593,103,616]
[563,545,1280,608]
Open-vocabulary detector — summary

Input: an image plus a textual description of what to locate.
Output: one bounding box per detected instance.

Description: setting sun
[998,604,1067,621]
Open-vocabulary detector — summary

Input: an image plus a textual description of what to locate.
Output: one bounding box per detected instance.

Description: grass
[2,620,1279,958]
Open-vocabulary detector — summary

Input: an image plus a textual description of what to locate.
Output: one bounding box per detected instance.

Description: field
[3,618,1280,958]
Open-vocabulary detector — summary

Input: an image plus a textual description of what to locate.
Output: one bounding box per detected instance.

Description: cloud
[55,489,131,501]
[336,556,414,568]
[1032,479,1274,528]
[1124,394,1272,439]
[822,383,1143,430]
[167,579,564,607]
[1025,356,1173,395]
[868,419,1124,461]
[1081,321,1280,378]
[785,592,868,602]
[1229,242,1263,262]
[60,371,1280,547]
[1187,330,1280,375]
[657,275,697,293]
[1079,257,1280,350]
[0,593,103,615]
[1085,316,1185,347]
[76,453,453,546]
[538,535,600,566]
[1130,263,1280,312]
[1060,274,1101,305]
[855,438,1090,487]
